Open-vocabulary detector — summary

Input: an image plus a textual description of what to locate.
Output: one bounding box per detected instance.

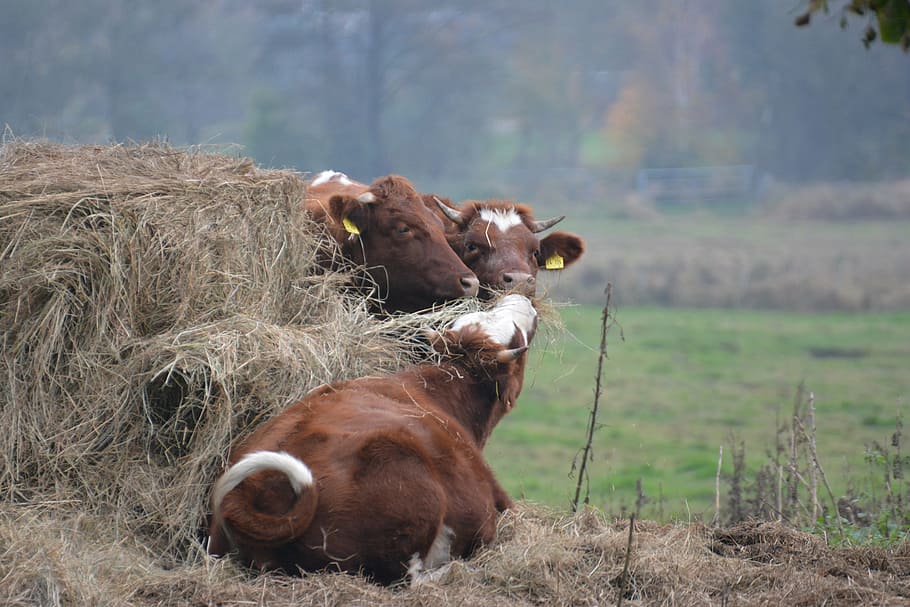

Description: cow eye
[466,243,479,253]
[397,225,411,234]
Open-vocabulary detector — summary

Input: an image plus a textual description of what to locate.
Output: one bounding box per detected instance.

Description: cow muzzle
[461,275,480,297]
[501,272,536,296]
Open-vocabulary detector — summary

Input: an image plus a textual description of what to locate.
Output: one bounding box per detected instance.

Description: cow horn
[496,345,528,363]
[529,215,565,233]
[357,192,377,204]
[433,196,466,226]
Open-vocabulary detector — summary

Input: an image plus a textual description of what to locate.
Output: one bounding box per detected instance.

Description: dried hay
[2,502,907,606]
[0,140,479,563]
[1,141,907,606]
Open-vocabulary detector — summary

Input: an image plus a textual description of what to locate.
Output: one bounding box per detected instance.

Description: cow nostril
[503,272,535,287]
[461,276,480,297]
[501,272,536,296]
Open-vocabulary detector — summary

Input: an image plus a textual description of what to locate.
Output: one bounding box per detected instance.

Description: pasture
[487,304,910,520]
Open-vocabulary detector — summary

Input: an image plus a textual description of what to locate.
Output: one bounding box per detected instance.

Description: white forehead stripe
[479,208,522,232]
[450,294,536,346]
[311,170,353,187]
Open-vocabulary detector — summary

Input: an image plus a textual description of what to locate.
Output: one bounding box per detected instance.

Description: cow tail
[211,451,318,549]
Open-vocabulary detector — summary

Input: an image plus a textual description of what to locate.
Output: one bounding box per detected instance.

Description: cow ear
[328,194,372,236]
[538,231,585,271]
[496,369,525,412]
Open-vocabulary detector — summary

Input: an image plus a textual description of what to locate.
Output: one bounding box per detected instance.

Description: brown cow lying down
[304,170,479,313]
[426,195,585,299]
[208,294,538,584]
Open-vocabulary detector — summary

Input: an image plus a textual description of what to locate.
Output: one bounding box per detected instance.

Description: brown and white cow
[208,294,538,584]
[304,171,479,313]
[426,196,585,299]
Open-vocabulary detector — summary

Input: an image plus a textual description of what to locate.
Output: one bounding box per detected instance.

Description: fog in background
[4,1,908,199]
[5,0,910,311]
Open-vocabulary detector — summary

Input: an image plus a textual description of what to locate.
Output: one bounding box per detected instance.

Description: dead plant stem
[794,415,844,539]
[572,283,617,511]
[617,514,634,607]
[808,391,818,523]
[714,445,723,525]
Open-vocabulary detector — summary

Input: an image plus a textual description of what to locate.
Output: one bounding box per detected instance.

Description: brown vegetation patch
[556,211,910,310]
[808,346,869,359]
[764,180,910,222]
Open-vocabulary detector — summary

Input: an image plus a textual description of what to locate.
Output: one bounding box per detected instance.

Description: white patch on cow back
[450,294,537,346]
[311,170,353,187]
[479,207,522,232]
[213,451,313,510]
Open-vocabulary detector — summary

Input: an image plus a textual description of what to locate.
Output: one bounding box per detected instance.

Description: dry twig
[571,283,620,511]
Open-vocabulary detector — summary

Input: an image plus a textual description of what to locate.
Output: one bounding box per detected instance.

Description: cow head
[447,293,538,352]
[427,197,585,300]
[324,175,480,313]
[431,294,538,425]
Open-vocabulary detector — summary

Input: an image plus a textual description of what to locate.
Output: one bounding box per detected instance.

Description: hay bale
[0,140,469,563]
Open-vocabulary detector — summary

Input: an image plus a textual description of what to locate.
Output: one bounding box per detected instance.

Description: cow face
[435,294,539,413]
[429,198,585,300]
[326,175,479,313]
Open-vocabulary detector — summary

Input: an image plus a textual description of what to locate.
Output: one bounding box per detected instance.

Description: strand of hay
[0,140,483,564]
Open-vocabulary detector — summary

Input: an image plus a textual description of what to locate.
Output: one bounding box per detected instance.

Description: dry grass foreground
[0,141,907,606]
[2,502,909,606]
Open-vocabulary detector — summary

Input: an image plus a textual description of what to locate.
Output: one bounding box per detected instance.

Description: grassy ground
[485,305,910,521]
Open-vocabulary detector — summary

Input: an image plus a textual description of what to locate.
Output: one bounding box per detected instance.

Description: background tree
[2,1,909,195]
[796,0,910,50]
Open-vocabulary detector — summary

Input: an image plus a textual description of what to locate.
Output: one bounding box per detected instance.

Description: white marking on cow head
[450,294,537,347]
[311,170,353,187]
[479,207,522,233]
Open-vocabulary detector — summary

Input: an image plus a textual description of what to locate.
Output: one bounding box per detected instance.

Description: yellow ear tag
[545,253,564,270]
[342,217,360,235]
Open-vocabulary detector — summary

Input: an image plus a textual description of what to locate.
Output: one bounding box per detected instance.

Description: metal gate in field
[636,165,755,205]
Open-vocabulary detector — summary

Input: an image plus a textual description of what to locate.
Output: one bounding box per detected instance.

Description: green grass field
[485,305,910,521]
